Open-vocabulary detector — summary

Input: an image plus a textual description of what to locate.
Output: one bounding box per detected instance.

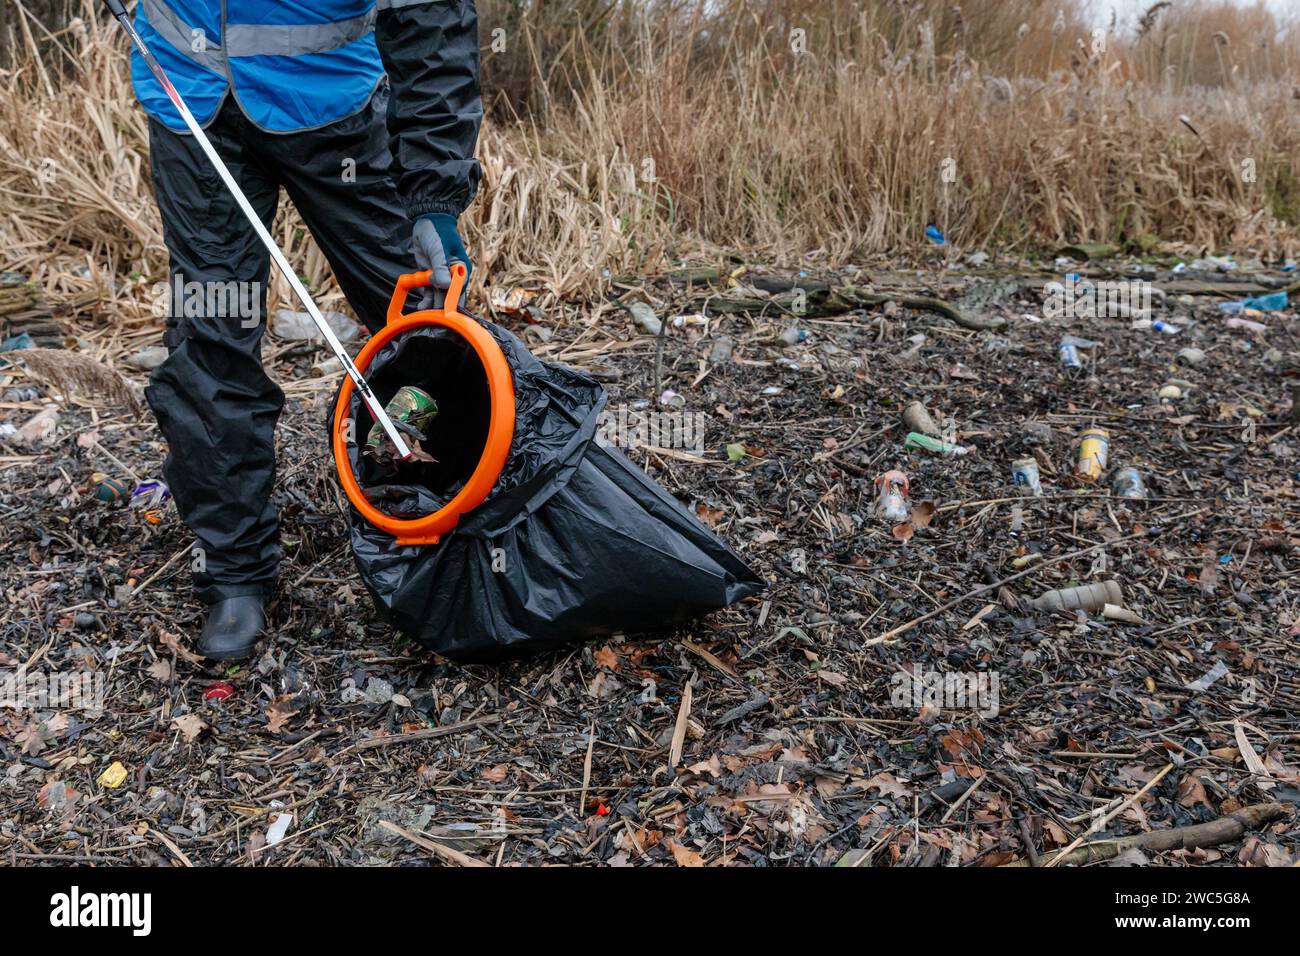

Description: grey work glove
[412,213,471,311]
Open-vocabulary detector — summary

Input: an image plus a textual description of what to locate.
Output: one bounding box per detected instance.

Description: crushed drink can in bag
[1075,427,1110,481]
[874,470,910,523]
[1011,457,1043,496]
[365,385,439,465]
[1111,467,1147,499]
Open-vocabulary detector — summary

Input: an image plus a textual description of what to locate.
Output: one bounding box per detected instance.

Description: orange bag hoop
[332,263,515,546]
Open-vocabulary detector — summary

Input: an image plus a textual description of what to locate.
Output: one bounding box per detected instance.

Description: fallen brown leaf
[910,500,937,529]
[593,645,620,671]
[173,713,207,743]
[265,696,299,735]
[667,839,706,867]
[158,629,204,665]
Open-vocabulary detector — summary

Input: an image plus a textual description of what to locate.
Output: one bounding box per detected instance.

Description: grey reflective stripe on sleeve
[374,0,445,10]
[141,0,225,72]
[225,9,378,58]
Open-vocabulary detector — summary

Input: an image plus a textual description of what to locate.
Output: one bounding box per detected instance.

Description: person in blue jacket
[128,0,481,661]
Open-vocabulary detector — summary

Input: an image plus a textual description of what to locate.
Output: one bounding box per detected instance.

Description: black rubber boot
[197,595,265,662]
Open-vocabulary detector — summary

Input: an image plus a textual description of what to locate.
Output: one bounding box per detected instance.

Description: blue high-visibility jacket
[131,0,482,216]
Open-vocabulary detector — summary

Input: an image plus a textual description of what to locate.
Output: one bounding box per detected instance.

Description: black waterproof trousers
[145,91,416,604]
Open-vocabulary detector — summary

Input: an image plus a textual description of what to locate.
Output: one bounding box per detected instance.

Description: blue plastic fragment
[1240,291,1288,312]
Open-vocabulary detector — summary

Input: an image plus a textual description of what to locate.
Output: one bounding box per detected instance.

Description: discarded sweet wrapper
[491,285,542,322]
[492,286,538,312]
[265,801,293,846]
[97,761,128,789]
[365,385,439,469]
[130,478,170,510]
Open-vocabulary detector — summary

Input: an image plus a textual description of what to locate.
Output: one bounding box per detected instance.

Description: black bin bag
[344,318,764,661]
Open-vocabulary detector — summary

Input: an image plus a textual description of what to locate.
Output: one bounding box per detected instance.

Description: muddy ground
[2,259,1299,866]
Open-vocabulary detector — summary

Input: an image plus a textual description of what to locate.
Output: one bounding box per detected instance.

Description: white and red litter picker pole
[101,0,413,460]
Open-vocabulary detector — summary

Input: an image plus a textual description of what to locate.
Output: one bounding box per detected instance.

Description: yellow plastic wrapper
[97,761,128,789]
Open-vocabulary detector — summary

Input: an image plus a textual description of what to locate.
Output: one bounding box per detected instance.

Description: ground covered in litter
[2,258,1299,866]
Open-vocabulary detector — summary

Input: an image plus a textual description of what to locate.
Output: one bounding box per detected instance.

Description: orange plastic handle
[334,263,515,546]
[388,259,469,323]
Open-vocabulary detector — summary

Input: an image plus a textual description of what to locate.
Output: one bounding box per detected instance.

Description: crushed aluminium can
[1058,337,1084,369]
[1011,458,1043,496]
[1075,427,1110,482]
[366,385,438,459]
[1111,467,1147,499]
[874,470,910,523]
[1058,335,1097,370]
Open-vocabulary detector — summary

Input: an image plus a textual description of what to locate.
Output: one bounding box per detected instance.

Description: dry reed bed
[1,1,1298,329]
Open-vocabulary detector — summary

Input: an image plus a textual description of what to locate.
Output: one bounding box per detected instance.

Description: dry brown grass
[15,346,142,412]
[1127,0,1300,88]
[1,0,1298,324]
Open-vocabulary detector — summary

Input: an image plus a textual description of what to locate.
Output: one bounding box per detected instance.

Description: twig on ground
[1016,802,1290,867]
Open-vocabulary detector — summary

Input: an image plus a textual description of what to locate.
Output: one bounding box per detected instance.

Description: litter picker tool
[101,0,413,460]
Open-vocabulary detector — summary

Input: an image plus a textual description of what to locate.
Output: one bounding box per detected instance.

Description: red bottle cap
[203,681,236,701]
